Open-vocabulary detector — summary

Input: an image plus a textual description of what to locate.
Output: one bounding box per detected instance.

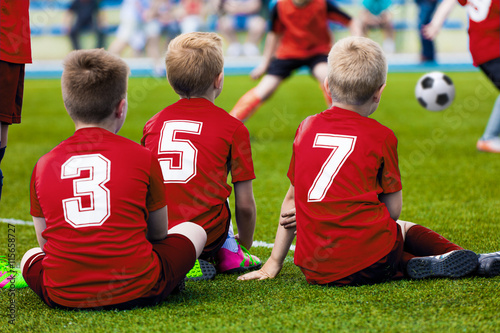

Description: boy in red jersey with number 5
[22,49,207,310]
[239,37,500,285]
[230,0,360,122]
[141,32,261,278]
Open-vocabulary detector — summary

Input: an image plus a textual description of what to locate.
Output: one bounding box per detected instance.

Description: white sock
[221,221,239,253]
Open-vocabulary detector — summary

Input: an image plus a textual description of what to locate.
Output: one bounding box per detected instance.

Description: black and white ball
[415,71,455,111]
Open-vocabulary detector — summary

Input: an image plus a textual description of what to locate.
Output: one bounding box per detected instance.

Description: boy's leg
[21,248,58,306]
[477,58,500,152]
[311,59,332,107]
[401,222,478,279]
[216,220,261,274]
[230,75,282,121]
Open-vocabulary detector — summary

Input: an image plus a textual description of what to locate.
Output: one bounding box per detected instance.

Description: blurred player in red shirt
[22,49,207,310]
[142,32,261,278]
[423,0,500,152]
[230,0,359,122]
[239,37,500,285]
[0,0,32,200]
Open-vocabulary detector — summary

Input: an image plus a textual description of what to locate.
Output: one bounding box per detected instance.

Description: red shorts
[22,234,196,310]
[325,223,406,287]
[0,60,25,124]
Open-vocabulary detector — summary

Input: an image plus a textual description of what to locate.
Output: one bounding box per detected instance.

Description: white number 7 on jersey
[308,134,357,202]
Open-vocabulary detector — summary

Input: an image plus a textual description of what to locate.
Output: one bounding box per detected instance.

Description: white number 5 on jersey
[308,134,357,202]
[158,120,202,183]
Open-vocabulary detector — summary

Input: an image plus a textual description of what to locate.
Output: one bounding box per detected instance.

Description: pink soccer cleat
[216,243,261,274]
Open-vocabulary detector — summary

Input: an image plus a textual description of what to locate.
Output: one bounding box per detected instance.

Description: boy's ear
[214,72,224,89]
[373,83,386,103]
[115,99,127,119]
[323,77,330,95]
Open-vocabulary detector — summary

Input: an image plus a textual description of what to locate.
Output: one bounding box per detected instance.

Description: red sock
[230,88,262,122]
[404,225,463,257]
[320,82,332,107]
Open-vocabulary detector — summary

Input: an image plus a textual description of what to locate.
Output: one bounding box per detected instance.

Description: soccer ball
[415,71,455,111]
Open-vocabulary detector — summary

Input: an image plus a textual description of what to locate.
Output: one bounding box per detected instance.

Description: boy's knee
[21,247,44,276]
[170,222,207,257]
[396,220,417,241]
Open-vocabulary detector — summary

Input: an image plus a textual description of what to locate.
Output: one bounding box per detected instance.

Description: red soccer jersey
[270,0,351,60]
[0,0,32,63]
[30,128,166,308]
[288,107,402,284]
[458,0,500,66]
[141,98,255,245]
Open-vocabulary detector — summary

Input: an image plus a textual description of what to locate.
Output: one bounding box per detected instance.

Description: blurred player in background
[230,0,359,122]
[142,32,261,279]
[239,36,500,285]
[358,0,396,53]
[423,0,500,152]
[415,0,438,63]
[0,0,32,201]
[63,0,107,50]
[22,49,207,310]
[216,0,267,57]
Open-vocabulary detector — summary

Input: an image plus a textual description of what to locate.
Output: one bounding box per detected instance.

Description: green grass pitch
[1,72,499,331]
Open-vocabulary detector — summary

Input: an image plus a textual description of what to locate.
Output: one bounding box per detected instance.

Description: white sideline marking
[0,218,296,251]
[252,240,295,251]
[1,218,34,226]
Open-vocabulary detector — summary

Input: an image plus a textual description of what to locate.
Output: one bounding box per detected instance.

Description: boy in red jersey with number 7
[141,32,261,278]
[22,49,207,310]
[239,36,500,285]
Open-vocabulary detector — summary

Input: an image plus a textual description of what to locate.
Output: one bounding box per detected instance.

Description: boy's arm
[33,216,47,249]
[238,185,296,281]
[422,0,457,40]
[379,190,403,221]
[146,206,169,242]
[250,31,281,80]
[233,180,256,250]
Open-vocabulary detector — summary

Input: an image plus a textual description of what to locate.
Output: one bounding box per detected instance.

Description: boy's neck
[332,102,377,117]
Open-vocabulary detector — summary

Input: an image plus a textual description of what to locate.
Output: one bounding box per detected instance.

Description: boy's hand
[280,208,296,229]
[250,63,268,80]
[237,268,273,281]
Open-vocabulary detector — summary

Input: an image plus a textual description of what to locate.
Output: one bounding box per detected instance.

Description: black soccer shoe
[407,250,478,279]
[477,251,500,277]
[185,259,217,281]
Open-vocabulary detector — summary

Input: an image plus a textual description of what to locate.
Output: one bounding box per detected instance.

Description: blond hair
[165,32,224,98]
[327,36,387,105]
[61,49,129,123]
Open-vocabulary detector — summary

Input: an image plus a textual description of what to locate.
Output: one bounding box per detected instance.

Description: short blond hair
[61,49,129,123]
[165,32,224,98]
[327,36,387,105]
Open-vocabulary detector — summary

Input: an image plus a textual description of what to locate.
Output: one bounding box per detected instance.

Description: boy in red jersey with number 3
[22,49,207,310]
[239,37,500,285]
[142,32,261,278]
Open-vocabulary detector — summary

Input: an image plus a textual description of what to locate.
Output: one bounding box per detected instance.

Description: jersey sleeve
[326,0,352,26]
[269,0,285,34]
[230,124,256,183]
[379,132,402,194]
[29,163,44,218]
[145,153,167,212]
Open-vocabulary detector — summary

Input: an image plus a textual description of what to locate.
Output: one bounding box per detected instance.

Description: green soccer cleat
[0,256,28,289]
[185,259,217,281]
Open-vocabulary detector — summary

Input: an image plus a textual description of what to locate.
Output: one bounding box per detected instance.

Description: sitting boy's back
[142,32,260,273]
[142,97,254,249]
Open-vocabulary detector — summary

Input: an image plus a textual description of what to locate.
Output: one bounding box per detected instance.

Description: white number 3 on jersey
[308,134,357,202]
[61,154,111,228]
